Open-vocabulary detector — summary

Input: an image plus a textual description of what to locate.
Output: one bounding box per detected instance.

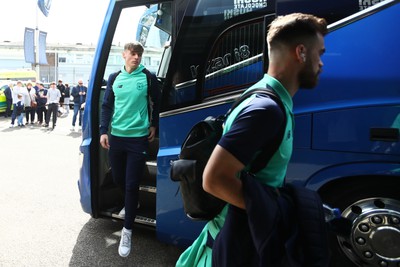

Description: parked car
[0,83,10,113]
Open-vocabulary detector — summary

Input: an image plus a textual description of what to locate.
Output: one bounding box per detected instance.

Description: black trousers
[45,103,58,126]
[5,99,12,117]
[36,106,47,123]
[25,106,36,123]
[108,135,148,230]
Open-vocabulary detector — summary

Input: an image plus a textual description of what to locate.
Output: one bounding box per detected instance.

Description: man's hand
[148,126,156,142]
[100,134,110,149]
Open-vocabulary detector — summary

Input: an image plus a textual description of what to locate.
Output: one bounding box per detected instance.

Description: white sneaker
[9,124,14,128]
[118,207,125,218]
[118,227,132,257]
[118,203,139,219]
[70,126,75,131]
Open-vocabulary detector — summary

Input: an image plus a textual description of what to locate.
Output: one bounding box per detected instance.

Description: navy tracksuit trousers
[109,135,148,230]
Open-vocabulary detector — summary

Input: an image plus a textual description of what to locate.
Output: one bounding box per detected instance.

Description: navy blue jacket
[16,101,24,115]
[36,89,48,107]
[71,85,87,105]
[212,172,330,267]
[4,86,12,100]
[64,86,70,97]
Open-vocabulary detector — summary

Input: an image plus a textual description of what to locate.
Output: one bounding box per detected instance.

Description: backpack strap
[225,86,287,174]
[250,86,287,174]
[142,68,160,128]
[108,70,121,88]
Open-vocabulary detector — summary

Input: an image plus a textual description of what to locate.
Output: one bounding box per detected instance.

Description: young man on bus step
[176,13,328,266]
[99,42,160,258]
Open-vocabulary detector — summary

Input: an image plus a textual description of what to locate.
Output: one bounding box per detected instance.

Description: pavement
[0,110,184,267]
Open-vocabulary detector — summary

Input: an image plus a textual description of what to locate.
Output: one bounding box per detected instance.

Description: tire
[320,177,400,267]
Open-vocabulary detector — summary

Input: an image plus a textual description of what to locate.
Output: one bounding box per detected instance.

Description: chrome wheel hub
[338,198,400,267]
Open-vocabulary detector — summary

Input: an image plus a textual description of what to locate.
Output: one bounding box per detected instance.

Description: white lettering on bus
[224,0,268,20]
[359,0,383,10]
[190,45,251,78]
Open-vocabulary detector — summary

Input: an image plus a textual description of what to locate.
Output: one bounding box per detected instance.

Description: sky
[0,0,110,45]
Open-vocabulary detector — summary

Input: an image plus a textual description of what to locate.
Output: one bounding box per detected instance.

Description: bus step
[110,213,156,227]
[140,185,157,193]
[135,215,156,227]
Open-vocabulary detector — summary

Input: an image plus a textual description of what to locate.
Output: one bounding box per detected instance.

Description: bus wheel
[321,179,400,267]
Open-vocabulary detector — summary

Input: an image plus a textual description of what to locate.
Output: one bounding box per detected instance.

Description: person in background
[15,94,25,127]
[36,82,48,125]
[25,82,37,125]
[99,42,160,258]
[44,82,61,129]
[3,83,12,118]
[10,81,28,128]
[71,79,87,131]
[57,80,65,108]
[63,83,71,115]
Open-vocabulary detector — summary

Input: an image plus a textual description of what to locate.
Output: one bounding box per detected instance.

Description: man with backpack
[176,13,328,267]
[99,42,160,258]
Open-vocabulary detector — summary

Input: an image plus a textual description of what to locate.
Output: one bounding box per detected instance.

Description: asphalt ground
[0,111,184,266]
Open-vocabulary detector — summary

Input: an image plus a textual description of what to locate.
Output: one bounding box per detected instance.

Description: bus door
[78,1,171,225]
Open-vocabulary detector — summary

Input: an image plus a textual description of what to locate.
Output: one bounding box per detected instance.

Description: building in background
[0,41,161,85]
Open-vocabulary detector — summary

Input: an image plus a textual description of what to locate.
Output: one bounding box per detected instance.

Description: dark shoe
[43,124,49,127]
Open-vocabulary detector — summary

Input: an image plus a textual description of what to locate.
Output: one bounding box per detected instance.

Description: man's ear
[296,45,307,63]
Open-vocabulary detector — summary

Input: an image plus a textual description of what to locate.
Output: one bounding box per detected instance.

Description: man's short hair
[124,42,144,55]
[267,13,327,48]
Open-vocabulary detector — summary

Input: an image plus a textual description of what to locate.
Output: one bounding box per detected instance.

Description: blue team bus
[78,0,400,266]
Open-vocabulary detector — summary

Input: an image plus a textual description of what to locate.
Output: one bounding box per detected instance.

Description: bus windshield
[104,3,171,80]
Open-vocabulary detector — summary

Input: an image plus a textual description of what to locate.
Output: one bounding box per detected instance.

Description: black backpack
[170,88,286,221]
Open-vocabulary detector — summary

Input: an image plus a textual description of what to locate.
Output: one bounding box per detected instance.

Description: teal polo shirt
[111,64,149,137]
[222,73,294,187]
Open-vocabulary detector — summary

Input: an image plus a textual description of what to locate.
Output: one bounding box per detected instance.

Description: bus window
[104,4,170,80]
[202,17,272,99]
[163,2,276,110]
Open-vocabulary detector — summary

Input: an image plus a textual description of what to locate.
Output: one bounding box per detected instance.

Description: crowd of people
[3,79,87,130]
